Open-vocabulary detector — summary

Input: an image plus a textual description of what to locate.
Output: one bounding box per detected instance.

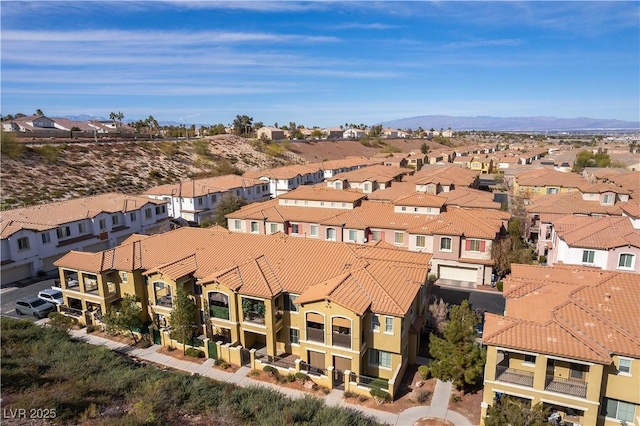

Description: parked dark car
[15,297,56,319]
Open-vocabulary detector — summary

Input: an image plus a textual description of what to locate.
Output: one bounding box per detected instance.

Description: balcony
[332,332,351,349]
[306,326,324,343]
[156,295,172,308]
[545,375,587,398]
[495,365,534,387]
[84,278,98,293]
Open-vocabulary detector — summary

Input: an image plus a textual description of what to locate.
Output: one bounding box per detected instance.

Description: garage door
[1,263,32,285]
[42,255,63,272]
[439,265,477,283]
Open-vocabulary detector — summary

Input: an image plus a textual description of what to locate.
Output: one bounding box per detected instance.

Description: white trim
[545,355,594,366]
[496,347,539,357]
[617,357,633,376]
[298,339,361,354]
[486,380,596,404]
[491,388,534,400]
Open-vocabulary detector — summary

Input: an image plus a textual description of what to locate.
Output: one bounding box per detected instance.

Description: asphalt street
[0,276,59,321]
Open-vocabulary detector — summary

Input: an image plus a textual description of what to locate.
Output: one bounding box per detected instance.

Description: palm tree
[145,115,158,139]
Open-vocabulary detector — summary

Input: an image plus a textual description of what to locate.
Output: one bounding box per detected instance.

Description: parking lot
[1,277,60,321]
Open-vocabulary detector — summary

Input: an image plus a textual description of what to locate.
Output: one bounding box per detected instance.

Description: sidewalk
[68,328,474,426]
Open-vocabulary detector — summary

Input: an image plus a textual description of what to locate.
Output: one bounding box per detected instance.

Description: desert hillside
[0,134,469,210]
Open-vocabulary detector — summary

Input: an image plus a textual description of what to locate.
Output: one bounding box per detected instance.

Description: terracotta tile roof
[437,187,501,210]
[484,264,640,363]
[406,164,479,187]
[279,186,366,203]
[393,192,447,208]
[553,215,640,250]
[515,168,586,189]
[1,193,166,238]
[580,182,631,195]
[56,227,431,316]
[407,209,507,238]
[145,175,264,197]
[326,164,412,182]
[366,182,416,202]
[526,191,626,217]
[243,163,323,180]
[621,199,640,218]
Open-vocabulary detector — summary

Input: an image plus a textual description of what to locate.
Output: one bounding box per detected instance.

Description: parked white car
[37,288,64,305]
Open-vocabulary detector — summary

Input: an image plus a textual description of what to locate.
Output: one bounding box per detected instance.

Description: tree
[35,109,44,116]
[212,194,248,227]
[428,298,449,335]
[311,128,324,139]
[420,142,429,154]
[484,395,549,426]
[169,286,198,354]
[429,300,485,394]
[102,294,143,343]
[232,114,253,137]
[146,115,158,139]
[109,111,124,132]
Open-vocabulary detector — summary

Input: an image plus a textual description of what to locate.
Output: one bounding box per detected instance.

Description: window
[130,212,137,221]
[270,223,278,233]
[234,220,241,230]
[369,349,392,368]
[198,198,203,206]
[618,253,634,269]
[440,237,452,251]
[401,206,407,211]
[467,239,482,252]
[570,363,586,380]
[371,314,380,332]
[155,205,166,214]
[603,194,614,204]
[416,235,426,248]
[284,293,298,312]
[310,225,318,237]
[523,354,536,365]
[78,222,86,233]
[619,358,632,375]
[546,187,559,194]
[326,228,336,241]
[371,230,381,241]
[250,221,259,233]
[291,223,299,234]
[211,194,217,203]
[348,230,357,241]
[41,232,51,244]
[364,183,371,192]
[394,232,404,245]
[111,215,119,226]
[601,398,635,422]
[120,271,128,283]
[582,250,595,264]
[385,317,393,333]
[145,208,152,219]
[289,328,300,345]
[335,181,342,189]
[57,226,71,238]
[17,237,30,251]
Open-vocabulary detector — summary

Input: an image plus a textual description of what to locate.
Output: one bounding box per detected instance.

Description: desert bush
[343,391,358,399]
[416,390,431,403]
[263,365,275,374]
[294,372,309,381]
[369,387,391,404]
[286,373,296,382]
[47,312,73,331]
[451,394,462,403]
[85,324,98,333]
[185,347,204,358]
[358,395,369,403]
[418,365,431,380]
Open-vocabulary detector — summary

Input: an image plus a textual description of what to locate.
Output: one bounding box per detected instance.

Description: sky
[1,1,639,128]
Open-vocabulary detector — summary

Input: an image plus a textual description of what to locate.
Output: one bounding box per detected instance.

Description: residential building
[1,194,170,284]
[546,215,640,273]
[469,156,494,174]
[343,128,367,139]
[325,165,413,193]
[481,264,640,426]
[322,127,344,139]
[145,175,270,225]
[244,164,325,197]
[405,164,481,192]
[408,209,509,287]
[513,168,588,197]
[256,126,286,141]
[54,227,433,399]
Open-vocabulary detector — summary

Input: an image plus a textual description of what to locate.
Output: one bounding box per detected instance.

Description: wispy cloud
[441,38,524,49]
[334,23,402,30]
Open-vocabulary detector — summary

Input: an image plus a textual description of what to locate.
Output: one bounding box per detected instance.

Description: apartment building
[1,194,169,284]
[546,215,640,273]
[513,168,587,197]
[145,175,270,225]
[405,164,481,192]
[325,164,413,193]
[54,227,433,398]
[481,264,640,426]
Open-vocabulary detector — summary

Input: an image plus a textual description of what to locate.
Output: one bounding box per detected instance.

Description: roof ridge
[552,316,612,361]
[254,255,283,295]
[360,266,402,313]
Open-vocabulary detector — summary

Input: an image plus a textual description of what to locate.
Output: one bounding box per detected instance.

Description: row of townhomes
[255,126,452,141]
[54,226,433,399]
[227,164,510,288]
[0,194,170,284]
[1,114,125,134]
[481,264,640,426]
[519,168,640,273]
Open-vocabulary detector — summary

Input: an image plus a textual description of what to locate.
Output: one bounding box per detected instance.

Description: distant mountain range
[379,115,639,132]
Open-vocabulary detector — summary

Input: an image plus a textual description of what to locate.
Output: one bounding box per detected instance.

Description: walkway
[67,328,474,426]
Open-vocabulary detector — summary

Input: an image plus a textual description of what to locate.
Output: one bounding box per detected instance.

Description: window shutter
[465,240,471,250]
[480,241,486,252]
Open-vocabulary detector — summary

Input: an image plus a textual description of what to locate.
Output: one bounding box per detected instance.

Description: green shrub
[418,365,431,380]
[250,369,260,376]
[497,281,503,292]
[263,365,275,374]
[167,345,176,351]
[358,395,369,403]
[451,394,462,403]
[86,325,97,333]
[320,386,330,395]
[219,361,229,369]
[294,372,308,381]
[286,373,296,382]
[47,312,73,330]
[369,378,389,389]
[185,347,204,358]
[428,274,438,282]
[343,391,358,399]
[369,387,390,404]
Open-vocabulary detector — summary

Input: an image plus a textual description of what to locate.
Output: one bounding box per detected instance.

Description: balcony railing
[545,375,587,398]
[306,327,324,343]
[495,365,534,387]
[155,295,172,308]
[84,279,98,293]
[332,332,351,349]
